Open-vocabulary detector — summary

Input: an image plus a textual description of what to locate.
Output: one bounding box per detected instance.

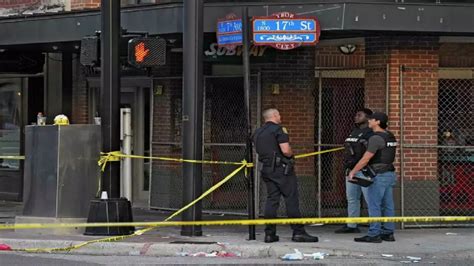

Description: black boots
[264,234,280,243]
[335,226,361,234]
[354,235,383,243]
[381,233,396,242]
[292,232,319,242]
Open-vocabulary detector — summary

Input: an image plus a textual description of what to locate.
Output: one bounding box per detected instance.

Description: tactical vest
[343,127,373,169]
[369,131,397,171]
[253,122,284,167]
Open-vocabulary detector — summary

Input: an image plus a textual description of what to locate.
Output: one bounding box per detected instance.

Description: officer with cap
[253,108,318,243]
[335,108,373,234]
[348,112,397,243]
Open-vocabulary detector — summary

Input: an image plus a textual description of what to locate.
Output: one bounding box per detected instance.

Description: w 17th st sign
[252,12,320,50]
[217,13,242,50]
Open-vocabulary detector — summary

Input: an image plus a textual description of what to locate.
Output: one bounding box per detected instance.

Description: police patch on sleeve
[282,127,288,134]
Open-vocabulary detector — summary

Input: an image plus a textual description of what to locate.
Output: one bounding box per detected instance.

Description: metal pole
[121,108,133,202]
[317,70,323,218]
[242,6,256,241]
[181,0,204,237]
[100,0,121,198]
[254,71,262,221]
[399,65,405,229]
[385,64,390,114]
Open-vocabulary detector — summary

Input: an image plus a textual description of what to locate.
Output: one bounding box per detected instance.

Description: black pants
[262,167,305,236]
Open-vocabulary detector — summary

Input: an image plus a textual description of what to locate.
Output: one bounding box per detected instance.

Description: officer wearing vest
[348,112,398,243]
[253,108,318,243]
[335,108,373,234]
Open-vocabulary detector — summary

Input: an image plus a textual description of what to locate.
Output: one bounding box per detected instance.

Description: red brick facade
[71,0,100,10]
[365,36,440,182]
[0,0,40,8]
[257,48,316,177]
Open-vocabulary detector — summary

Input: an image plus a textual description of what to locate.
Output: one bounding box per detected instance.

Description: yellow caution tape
[0,155,25,160]
[3,216,474,231]
[12,163,247,253]
[98,151,252,172]
[295,147,344,159]
[10,147,344,253]
[98,147,344,171]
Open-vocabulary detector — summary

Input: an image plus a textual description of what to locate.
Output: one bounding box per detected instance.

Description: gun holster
[280,157,295,176]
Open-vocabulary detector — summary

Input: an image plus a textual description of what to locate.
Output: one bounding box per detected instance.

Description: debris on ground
[177,251,240,257]
[0,244,12,251]
[445,232,458,236]
[281,249,304,261]
[304,252,328,260]
[406,256,422,261]
[381,254,394,257]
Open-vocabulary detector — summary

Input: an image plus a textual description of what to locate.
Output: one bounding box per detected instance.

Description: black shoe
[381,233,395,242]
[264,235,279,243]
[354,235,382,243]
[292,232,319,242]
[335,226,361,234]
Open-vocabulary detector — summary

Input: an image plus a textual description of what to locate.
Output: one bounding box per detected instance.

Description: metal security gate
[256,67,388,218]
[150,75,260,215]
[400,67,474,227]
[316,67,389,218]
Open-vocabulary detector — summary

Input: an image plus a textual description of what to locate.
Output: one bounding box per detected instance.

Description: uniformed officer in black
[335,108,373,234]
[253,108,318,243]
[349,112,398,243]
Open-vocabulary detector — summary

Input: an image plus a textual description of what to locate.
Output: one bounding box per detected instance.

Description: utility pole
[242,7,256,240]
[100,0,121,198]
[181,0,204,236]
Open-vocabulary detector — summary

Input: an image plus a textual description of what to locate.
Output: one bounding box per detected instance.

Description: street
[2,252,474,265]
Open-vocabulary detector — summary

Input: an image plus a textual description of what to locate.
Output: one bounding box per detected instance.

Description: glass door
[0,78,23,200]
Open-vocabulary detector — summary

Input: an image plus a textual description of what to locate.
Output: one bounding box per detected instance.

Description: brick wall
[365,36,441,216]
[71,59,89,124]
[255,47,316,177]
[70,0,99,10]
[315,43,365,68]
[439,43,474,67]
[0,0,40,8]
[365,36,440,182]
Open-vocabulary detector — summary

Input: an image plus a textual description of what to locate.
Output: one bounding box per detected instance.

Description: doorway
[0,78,23,200]
[87,78,152,206]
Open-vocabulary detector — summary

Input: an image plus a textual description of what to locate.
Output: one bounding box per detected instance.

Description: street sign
[252,12,320,50]
[217,13,243,49]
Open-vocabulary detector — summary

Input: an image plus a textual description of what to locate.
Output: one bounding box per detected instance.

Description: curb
[1,238,473,260]
[0,238,339,258]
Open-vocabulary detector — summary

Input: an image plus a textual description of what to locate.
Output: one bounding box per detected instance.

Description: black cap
[358,108,373,116]
[368,112,388,127]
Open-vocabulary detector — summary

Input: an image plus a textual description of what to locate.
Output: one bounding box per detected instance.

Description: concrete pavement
[1,203,473,262]
[1,224,473,261]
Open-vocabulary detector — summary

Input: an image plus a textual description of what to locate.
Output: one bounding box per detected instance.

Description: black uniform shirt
[253,122,289,166]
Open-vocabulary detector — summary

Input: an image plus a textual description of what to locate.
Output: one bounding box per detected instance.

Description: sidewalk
[1,206,473,260]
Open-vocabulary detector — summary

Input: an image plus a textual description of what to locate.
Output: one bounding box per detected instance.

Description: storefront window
[0,79,21,170]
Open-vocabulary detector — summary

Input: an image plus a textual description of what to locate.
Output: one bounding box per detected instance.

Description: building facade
[0,1,472,225]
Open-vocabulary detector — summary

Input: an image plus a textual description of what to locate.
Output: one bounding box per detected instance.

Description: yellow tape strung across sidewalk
[3,216,474,231]
[11,147,343,253]
[98,147,345,172]
[0,155,25,160]
[12,164,247,253]
[295,147,344,159]
[98,151,252,172]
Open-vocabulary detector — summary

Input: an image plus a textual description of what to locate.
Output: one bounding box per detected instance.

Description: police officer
[348,112,397,243]
[253,108,318,243]
[335,108,373,234]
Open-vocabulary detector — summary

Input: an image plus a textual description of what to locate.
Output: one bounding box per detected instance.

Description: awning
[1,2,474,46]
